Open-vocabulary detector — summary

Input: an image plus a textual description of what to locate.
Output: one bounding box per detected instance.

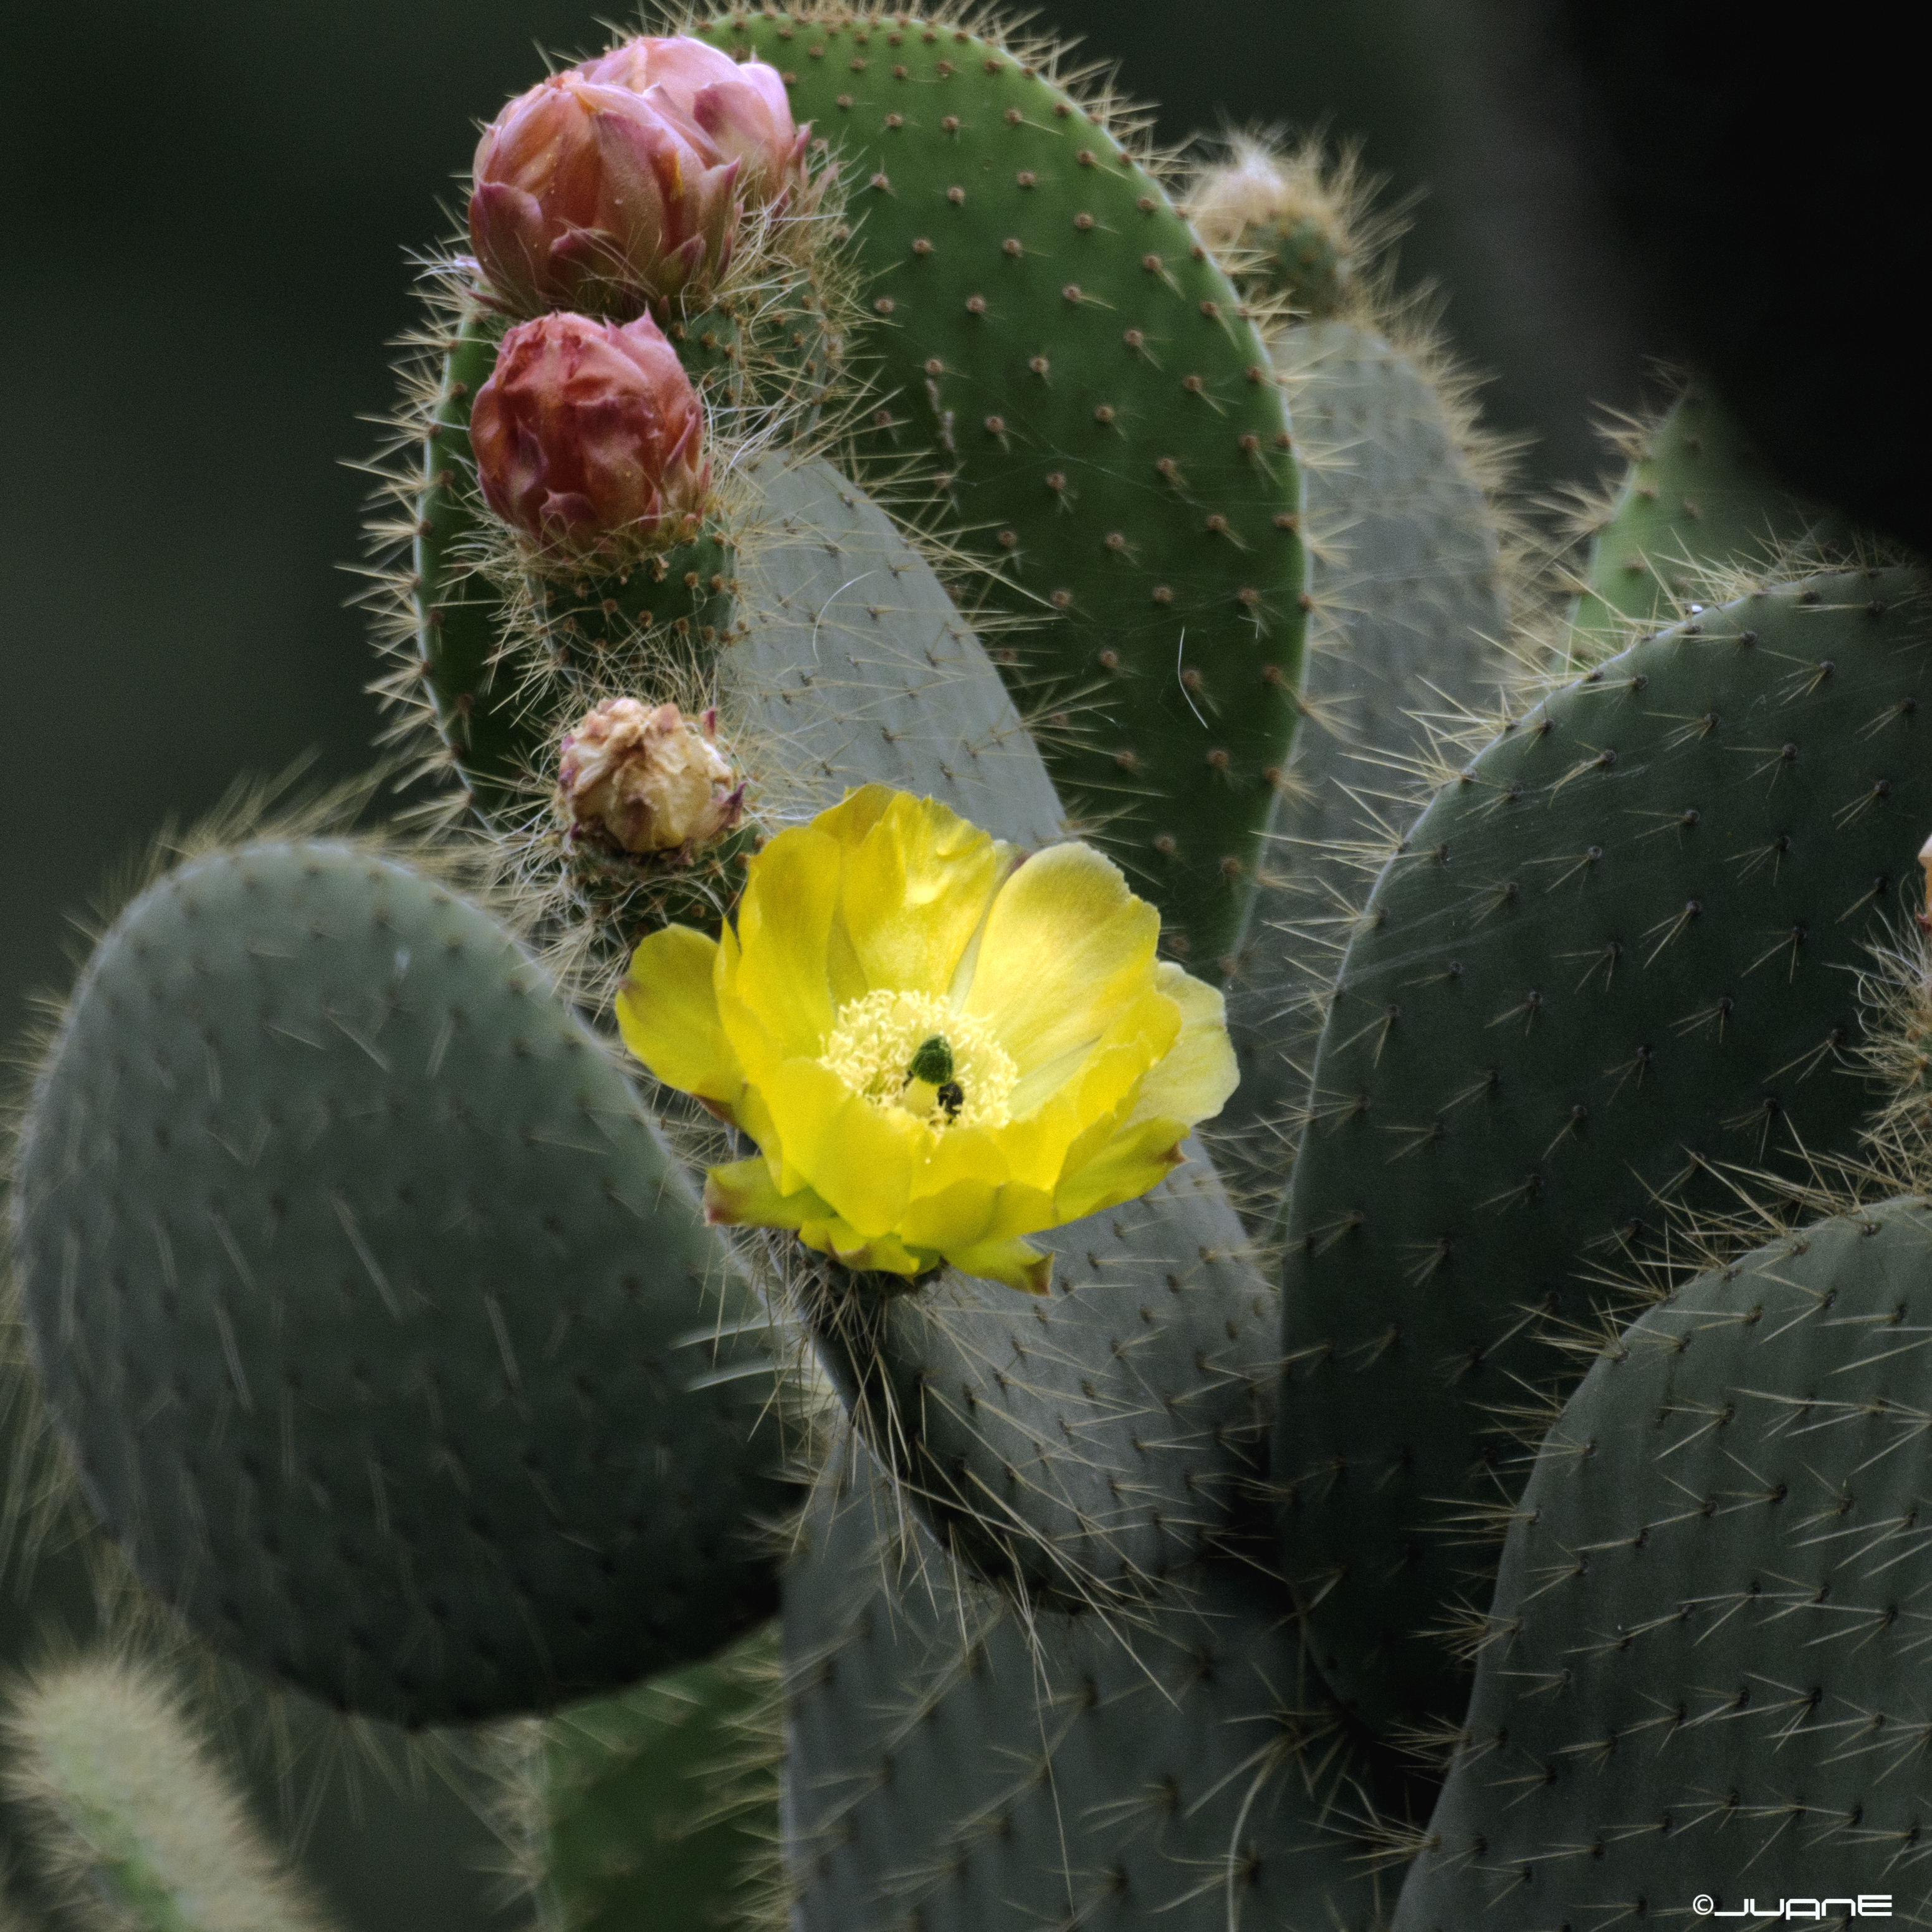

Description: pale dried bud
[579,36,810,209]
[557,699,744,854]
[469,69,741,313]
[471,312,709,553]
[1917,830,1932,932]
[1189,141,1354,319]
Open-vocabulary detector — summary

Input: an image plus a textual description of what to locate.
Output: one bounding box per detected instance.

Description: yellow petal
[963,843,1160,1076]
[704,1157,826,1230]
[760,1058,918,1236]
[840,790,1009,997]
[809,783,898,848]
[616,926,742,1106]
[1123,963,1240,1129]
[1053,1118,1192,1223]
[947,1237,1053,1296]
[730,825,843,1058]
[798,1215,929,1278]
[899,1177,998,1251]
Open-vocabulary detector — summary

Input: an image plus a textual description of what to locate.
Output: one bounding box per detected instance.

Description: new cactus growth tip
[6,6,1932,1928]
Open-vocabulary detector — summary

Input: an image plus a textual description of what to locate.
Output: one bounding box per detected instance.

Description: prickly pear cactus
[11,841,795,1725]
[784,1437,1395,1932]
[13,6,1932,1928]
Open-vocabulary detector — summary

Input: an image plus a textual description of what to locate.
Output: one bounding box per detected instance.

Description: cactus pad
[724,454,1065,846]
[1395,1198,1932,1928]
[1569,382,1842,646]
[11,843,793,1724]
[806,1143,1275,1605]
[523,1625,777,1932]
[1218,318,1509,1213]
[1278,566,1932,1730]
[785,1439,1393,1932]
[697,9,1306,966]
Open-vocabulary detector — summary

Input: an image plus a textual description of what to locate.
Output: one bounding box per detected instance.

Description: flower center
[818,989,1016,1131]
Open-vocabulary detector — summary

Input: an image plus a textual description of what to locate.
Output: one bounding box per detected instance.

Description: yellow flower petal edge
[619,785,1238,1294]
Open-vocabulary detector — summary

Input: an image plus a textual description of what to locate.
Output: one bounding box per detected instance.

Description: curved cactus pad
[785,1438,1392,1932]
[1278,566,1932,1731]
[11,843,793,1724]
[1396,1198,1932,1928]
[698,8,1306,966]
[806,1142,1275,1605]
[724,453,1066,847]
[1218,318,1509,1214]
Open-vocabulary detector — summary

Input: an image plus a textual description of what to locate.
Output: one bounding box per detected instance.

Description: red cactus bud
[578,37,810,209]
[469,70,740,314]
[557,699,745,854]
[470,312,710,553]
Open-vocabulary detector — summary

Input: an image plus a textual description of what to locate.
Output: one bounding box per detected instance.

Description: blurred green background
[0,0,1645,1042]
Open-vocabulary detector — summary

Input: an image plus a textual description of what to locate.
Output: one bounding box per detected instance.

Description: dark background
[0,0,1648,1042]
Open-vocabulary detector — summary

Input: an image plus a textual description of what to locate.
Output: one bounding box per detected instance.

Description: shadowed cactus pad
[1396,1198,1932,1928]
[784,1439,1394,1932]
[1278,565,1932,1731]
[1218,317,1511,1210]
[11,843,793,1724]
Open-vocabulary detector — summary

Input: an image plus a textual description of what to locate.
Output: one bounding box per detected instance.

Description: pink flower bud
[470,312,710,552]
[557,700,745,854]
[469,71,741,313]
[578,36,809,209]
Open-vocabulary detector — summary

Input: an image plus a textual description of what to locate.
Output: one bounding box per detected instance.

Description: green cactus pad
[1394,1197,1932,1929]
[724,453,1066,846]
[524,1625,776,1932]
[1217,320,1509,1217]
[784,1437,1394,1932]
[1569,381,1842,646]
[11,843,794,1725]
[696,9,1307,967]
[1277,566,1932,1731]
[805,1144,1274,1606]
[1243,212,1349,320]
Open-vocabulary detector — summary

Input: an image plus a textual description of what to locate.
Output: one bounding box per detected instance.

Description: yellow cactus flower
[616,786,1239,1294]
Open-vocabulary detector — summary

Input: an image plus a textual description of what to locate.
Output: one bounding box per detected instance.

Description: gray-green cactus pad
[11,842,794,1725]
[807,1142,1276,1605]
[1218,320,1509,1218]
[1278,566,1932,1733]
[723,454,1066,849]
[1395,1197,1932,1928]
[785,1439,1394,1932]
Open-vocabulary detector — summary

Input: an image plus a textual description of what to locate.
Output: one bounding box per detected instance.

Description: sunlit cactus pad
[702,7,1306,964]
[12,842,791,1724]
